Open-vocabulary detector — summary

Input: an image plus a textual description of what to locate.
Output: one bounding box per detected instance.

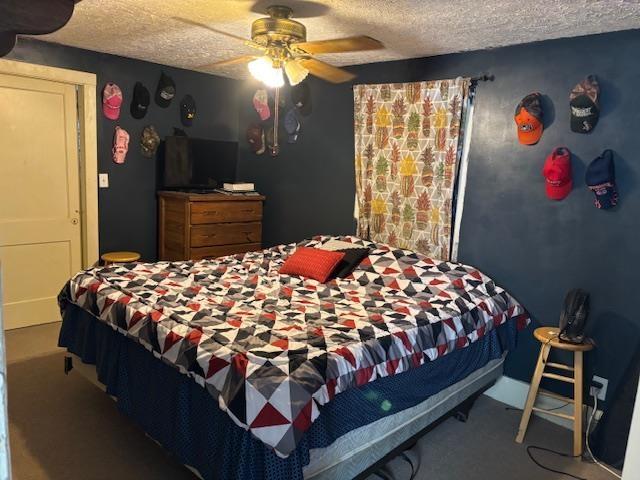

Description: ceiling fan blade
[172,17,264,50]
[298,58,355,84]
[196,55,257,70]
[295,36,383,55]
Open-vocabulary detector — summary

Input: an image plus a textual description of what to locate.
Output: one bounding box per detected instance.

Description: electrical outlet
[99,173,109,188]
[591,375,608,401]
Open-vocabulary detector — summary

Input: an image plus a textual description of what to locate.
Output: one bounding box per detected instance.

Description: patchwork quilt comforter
[58,235,529,457]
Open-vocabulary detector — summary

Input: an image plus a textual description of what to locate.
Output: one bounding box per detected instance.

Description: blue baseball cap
[284,108,300,143]
[585,150,618,209]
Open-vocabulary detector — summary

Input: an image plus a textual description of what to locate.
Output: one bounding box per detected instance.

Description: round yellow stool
[516,327,594,457]
[101,251,141,265]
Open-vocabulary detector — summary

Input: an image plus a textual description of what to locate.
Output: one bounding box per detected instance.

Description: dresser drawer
[190,201,262,224]
[191,222,262,247]
[190,243,262,260]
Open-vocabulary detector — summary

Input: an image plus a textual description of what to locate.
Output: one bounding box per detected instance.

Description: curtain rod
[470,74,494,83]
[352,75,494,89]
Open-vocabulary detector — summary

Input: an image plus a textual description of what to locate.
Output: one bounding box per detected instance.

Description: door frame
[0,58,98,268]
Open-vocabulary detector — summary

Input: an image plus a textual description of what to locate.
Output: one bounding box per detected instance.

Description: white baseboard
[485,375,602,430]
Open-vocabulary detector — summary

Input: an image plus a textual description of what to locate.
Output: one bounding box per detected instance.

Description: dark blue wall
[237,29,640,405]
[8,38,239,261]
[9,29,639,406]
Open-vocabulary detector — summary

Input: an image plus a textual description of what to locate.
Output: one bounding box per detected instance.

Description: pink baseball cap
[112,126,129,164]
[102,83,123,120]
[253,89,270,121]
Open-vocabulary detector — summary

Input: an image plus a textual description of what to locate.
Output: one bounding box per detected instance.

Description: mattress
[58,235,529,458]
[59,303,519,480]
[305,356,504,479]
[67,346,504,480]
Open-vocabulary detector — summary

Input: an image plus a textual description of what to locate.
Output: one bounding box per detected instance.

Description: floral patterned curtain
[354,77,470,260]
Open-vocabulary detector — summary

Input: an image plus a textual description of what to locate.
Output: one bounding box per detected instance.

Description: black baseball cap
[155,72,175,108]
[585,149,618,209]
[130,82,150,119]
[180,94,196,126]
[291,81,311,116]
[570,75,599,133]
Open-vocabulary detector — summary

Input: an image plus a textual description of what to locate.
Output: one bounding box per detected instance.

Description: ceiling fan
[174,4,384,87]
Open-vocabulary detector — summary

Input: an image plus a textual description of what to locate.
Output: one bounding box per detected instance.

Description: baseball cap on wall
[514,92,543,145]
[155,72,176,107]
[570,75,599,134]
[140,125,161,158]
[585,149,618,209]
[180,95,196,126]
[291,81,311,116]
[130,82,150,119]
[542,147,572,200]
[112,126,130,164]
[284,108,300,143]
[247,124,265,155]
[102,82,123,120]
[253,89,270,121]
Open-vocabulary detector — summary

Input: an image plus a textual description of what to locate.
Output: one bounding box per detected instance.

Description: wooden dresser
[158,191,265,261]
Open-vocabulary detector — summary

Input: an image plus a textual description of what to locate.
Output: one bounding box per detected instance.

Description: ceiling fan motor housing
[251,5,306,46]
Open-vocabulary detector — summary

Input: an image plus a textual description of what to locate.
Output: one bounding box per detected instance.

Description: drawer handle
[198,211,257,216]
[201,232,254,240]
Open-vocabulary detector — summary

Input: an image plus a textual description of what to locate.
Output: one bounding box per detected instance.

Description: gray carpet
[367,393,617,480]
[7,352,618,480]
[8,353,194,480]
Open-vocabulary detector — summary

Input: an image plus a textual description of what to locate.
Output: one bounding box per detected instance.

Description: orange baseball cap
[514,93,544,145]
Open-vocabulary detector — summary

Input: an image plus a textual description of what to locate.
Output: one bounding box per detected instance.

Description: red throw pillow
[280,247,345,283]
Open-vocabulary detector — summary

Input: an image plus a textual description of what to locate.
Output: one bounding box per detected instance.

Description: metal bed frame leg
[64,355,73,375]
[453,390,484,423]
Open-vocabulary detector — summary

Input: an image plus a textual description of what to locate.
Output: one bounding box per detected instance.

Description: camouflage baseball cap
[140,125,160,158]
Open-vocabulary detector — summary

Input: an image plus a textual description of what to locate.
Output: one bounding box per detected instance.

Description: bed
[58,235,529,479]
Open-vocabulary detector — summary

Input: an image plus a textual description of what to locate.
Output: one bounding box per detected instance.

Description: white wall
[622,377,640,479]
[0,267,11,479]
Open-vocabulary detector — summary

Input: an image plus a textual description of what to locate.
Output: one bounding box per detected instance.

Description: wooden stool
[101,251,141,265]
[515,327,593,456]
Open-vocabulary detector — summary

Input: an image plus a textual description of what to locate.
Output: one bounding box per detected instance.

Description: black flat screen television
[160,136,238,190]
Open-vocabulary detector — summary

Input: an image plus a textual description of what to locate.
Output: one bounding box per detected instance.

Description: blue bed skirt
[59,304,517,480]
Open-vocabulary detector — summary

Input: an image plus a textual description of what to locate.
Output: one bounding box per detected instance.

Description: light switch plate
[99,173,109,188]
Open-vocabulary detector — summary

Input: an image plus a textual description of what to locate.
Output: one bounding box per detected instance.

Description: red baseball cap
[102,83,123,120]
[515,93,544,145]
[542,147,572,200]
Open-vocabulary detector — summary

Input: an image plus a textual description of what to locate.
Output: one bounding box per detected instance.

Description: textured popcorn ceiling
[39,0,640,78]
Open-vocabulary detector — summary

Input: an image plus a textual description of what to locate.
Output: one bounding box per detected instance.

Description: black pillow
[332,248,370,278]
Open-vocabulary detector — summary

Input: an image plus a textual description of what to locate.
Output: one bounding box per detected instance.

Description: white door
[0,73,82,330]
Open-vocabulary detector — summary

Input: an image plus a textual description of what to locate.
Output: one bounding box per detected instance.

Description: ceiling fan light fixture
[248,56,284,88]
[284,59,309,86]
[182,5,384,85]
